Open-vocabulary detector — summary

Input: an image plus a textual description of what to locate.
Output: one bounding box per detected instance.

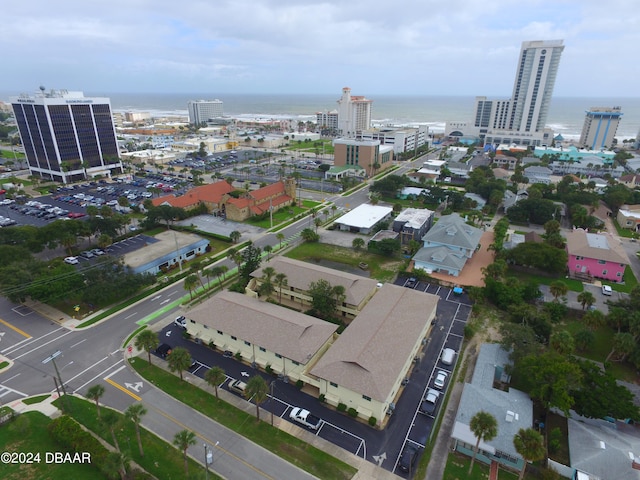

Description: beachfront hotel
[336,87,373,137]
[579,106,623,150]
[187,99,224,125]
[11,88,122,183]
[446,40,565,147]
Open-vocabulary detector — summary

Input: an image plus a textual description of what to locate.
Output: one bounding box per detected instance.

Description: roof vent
[506,411,515,423]
[600,441,606,449]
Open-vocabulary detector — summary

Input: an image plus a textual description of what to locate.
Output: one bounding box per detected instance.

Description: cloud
[2,0,639,96]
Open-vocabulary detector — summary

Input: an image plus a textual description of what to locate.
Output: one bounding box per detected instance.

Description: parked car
[420,388,440,415]
[228,379,247,395]
[398,444,419,473]
[174,315,186,328]
[156,343,172,359]
[441,348,456,366]
[602,285,612,296]
[434,370,448,389]
[405,277,417,288]
[80,251,95,259]
[64,256,79,265]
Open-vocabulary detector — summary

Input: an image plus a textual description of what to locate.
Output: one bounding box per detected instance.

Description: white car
[602,285,612,296]
[64,256,79,265]
[434,370,448,389]
[174,316,186,328]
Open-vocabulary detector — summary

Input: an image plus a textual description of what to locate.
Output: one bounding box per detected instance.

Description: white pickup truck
[289,407,322,430]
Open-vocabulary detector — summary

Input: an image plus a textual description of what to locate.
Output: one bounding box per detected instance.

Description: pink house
[566,229,628,283]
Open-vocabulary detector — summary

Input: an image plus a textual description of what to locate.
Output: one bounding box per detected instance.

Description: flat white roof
[335,204,393,229]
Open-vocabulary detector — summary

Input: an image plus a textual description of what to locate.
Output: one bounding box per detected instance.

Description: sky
[4,0,640,97]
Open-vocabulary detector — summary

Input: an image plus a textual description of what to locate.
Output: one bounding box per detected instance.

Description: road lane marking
[125,312,138,320]
[73,359,125,393]
[0,384,28,398]
[105,378,141,401]
[1,327,64,355]
[70,339,87,349]
[0,318,31,339]
[149,405,277,480]
[3,373,21,382]
[13,331,74,360]
[104,365,126,380]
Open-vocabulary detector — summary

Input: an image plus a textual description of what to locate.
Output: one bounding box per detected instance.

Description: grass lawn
[563,320,613,362]
[22,394,50,405]
[246,205,307,228]
[129,357,357,480]
[604,266,639,294]
[443,452,520,480]
[1,411,105,480]
[53,395,219,480]
[546,412,570,466]
[285,242,402,283]
[508,268,584,292]
[612,218,635,238]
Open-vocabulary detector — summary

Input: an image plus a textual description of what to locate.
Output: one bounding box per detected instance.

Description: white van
[441,348,456,366]
[228,379,247,395]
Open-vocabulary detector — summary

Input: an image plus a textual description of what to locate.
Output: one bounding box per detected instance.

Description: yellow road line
[104,378,142,401]
[150,405,276,480]
[0,317,31,338]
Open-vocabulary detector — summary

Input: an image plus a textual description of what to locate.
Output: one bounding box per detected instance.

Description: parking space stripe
[0,317,31,339]
[105,377,142,401]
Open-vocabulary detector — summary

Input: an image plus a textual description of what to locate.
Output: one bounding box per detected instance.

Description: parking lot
[155,278,472,476]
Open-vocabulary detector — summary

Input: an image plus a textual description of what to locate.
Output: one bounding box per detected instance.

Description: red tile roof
[250,181,285,201]
[151,181,234,208]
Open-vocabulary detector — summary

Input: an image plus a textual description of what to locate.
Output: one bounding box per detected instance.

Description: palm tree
[352,237,365,251]
[184,274,199,300]
[606,332,636,362]
[331,285,346,316]
[135,329,159,364]
[86,384,105,419]
[125,403,148,457]
[274,272,288,304]
[173,429,196,477]
[211,265,228,286]
[549,280,568,301]
[263,244,273,261]
[167,347,193,380]
[102,410,121,451]
[577,291,595,310]
[314,217,322,233]
[245,375,269,422]
[513,428,546,480]
[230,230,241,244]
[205,366,226,398]
[101,451,129,480]
[583,309,605,331]
[468,411,498,474]
[276,232,285,249]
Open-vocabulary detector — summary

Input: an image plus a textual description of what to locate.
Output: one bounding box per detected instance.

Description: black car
[156,343,173,358]
[405,277,417,288]
[398,444,419,473]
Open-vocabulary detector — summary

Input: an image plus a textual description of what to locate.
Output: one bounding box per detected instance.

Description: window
[259,347,266,352]
[575,265,580,270]
[362,395,371,402]
[231,336,237,341]
[576,256,583,260]
[275,353,282,359]
[330,382,338,388]
[616,272,622,277]
[244,341,251,346]
[602,270,608,276]
[217,330,223,335]
[292,360,300,366]
[598,260,606,265]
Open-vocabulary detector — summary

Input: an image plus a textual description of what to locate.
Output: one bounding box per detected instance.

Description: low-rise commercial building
[392,208,434,246]
[334,204,393,234]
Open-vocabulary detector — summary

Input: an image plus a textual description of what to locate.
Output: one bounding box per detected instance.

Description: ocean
[4,91,640,141]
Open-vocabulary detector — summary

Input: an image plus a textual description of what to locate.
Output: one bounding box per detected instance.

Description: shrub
[347,408,357,418]
[208,341,216,350]
[48,415,108,469]
[318,394,325,403]
[337,403,347,412]
[368,416,377,426]
[295,380,304,390]
[265,364,273,375]
[234,352,242,361]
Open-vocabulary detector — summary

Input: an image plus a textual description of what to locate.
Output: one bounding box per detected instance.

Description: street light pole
[43,350,69,411]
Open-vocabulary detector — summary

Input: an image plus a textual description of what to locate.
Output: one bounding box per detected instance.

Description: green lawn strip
[123,325,147,348]
[52,395,219,480]
[0,360,8,369]
[129,358,357,480]
[507,268,584,292]
[605,266,639,294]
[1,411,105,480]
[285,242,401,282]
[22,394,51,405]
[443,452,520,480]
[612,218,634,238]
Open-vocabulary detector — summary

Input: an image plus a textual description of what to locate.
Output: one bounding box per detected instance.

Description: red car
[67,212,86,219]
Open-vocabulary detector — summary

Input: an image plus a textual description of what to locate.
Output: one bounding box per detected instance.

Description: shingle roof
[310,284,439,402]
[251,257,378,307]
[565,228,629,265]
[421,213,482,250]
[186,290,337,363]
[413,245,468,271]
